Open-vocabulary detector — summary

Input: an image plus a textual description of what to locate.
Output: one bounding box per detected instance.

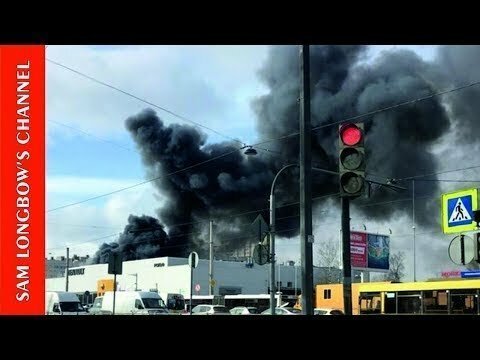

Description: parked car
[191,304,231,315]
[230,306,259,315]
[88,296,107,315]
[314,308,344,315]
[261,307,301,315]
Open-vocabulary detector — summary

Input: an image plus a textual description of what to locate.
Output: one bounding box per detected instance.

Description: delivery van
[45,291,88,315]
[101,291,169,315]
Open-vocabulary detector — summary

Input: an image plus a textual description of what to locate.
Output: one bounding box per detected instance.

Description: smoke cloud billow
[92,214,168,264]
[93,45,479,264]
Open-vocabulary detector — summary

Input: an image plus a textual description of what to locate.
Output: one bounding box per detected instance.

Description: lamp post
[412,179,416,282]
[269,164,298,315]
[246,145,340,314]
[267,163,340,315]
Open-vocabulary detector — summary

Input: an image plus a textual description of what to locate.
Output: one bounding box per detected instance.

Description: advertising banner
[351,231,390,272]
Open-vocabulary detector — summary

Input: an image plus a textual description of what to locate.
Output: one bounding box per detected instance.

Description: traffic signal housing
[339,122,365,198]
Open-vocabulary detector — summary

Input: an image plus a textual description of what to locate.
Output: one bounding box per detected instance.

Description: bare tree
[383,251,406,282]
[316,239,341,284]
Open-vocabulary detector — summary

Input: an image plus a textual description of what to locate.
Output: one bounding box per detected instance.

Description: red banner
[0,45,45,314]
[350,231,367,269]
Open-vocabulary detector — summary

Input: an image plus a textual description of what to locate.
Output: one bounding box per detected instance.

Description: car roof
[233,306,256,309]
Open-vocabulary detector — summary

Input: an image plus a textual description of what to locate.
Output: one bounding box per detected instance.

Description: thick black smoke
[94,45,479,262]
[436,45,480,142]
[123,109,280,257]
[254,46,451,225]
[92,214,168,264]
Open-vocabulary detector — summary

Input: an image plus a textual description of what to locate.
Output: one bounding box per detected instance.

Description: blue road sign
[461,271,480,278]
[448,196,473,227]
[442,188,478,234]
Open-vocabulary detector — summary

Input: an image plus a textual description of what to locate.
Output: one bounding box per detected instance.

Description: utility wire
[47,222,119,229]
[251,80,480,149]
[47,58,244,145]
[47,190,439,250]
[412,179,480,183]
[311,80,480,132]
[398,164,480,181]
[49,120,139,154]
[47,148,239,212]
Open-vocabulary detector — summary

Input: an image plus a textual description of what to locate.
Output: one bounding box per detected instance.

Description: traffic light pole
[341,197,352,315]
[299,44,314,315]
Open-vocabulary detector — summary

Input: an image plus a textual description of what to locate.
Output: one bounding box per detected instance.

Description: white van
[102,291,169,315]
[45,291,88,315]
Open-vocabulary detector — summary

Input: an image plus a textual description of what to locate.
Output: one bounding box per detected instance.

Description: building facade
[45,256,89,278]
[46,256,339,298]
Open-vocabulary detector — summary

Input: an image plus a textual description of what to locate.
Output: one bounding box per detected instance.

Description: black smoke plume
[92,214,168,263]
[94,45,479,262]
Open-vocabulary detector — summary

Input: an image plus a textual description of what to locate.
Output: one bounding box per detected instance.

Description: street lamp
[247,145,340,314]
[244,146,257,156]
[269,164,298,315]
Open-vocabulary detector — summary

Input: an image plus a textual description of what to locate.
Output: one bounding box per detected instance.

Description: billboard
[350,232,367,268]
[351,231,390,272]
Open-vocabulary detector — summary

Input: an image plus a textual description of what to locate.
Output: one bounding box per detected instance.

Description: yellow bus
[314,279,480,315]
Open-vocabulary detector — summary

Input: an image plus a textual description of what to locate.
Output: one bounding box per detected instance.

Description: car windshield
[142,297,166,309]
[60,301,84,312]
[247,308,259,314]
[213,306,230,313]
[315,309,327,315]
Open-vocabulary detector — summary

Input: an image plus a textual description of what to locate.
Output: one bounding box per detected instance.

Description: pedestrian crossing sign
[442,188,478,234]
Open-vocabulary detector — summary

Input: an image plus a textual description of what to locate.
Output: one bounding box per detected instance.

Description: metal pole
[278,262,281,294]
[339,227,343,270]
[269,193,276,315]
[65,247,69,292]
[294,265,297,297]
[113,273,117,315]
[209,220,214,296]
[268,163,302,314]
[135,274,138,291]
[341,197,352,315]
[190,264,193,315]
[299,44,313,315]
[412,179,416,282]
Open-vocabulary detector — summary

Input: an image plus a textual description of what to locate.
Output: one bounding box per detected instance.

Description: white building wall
[46,256,324,297]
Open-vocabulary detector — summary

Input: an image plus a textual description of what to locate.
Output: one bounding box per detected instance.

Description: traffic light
[339,122,365,198]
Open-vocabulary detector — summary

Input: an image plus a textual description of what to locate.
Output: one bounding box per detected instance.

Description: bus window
[397,291,422,314]
[450,290,478,314]
[423,290,448,314]
[384,292,396,314]
[359,292,381,314]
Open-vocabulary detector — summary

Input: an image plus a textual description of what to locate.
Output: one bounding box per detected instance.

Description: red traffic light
[340,123,363,146]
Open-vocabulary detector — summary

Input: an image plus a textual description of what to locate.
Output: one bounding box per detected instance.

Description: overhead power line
[46,189,440,250]
[47,58,244,145]
[47,148,239,212]
[251,79,480,148]
[398,164,480,181]
[49,120,139,154]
